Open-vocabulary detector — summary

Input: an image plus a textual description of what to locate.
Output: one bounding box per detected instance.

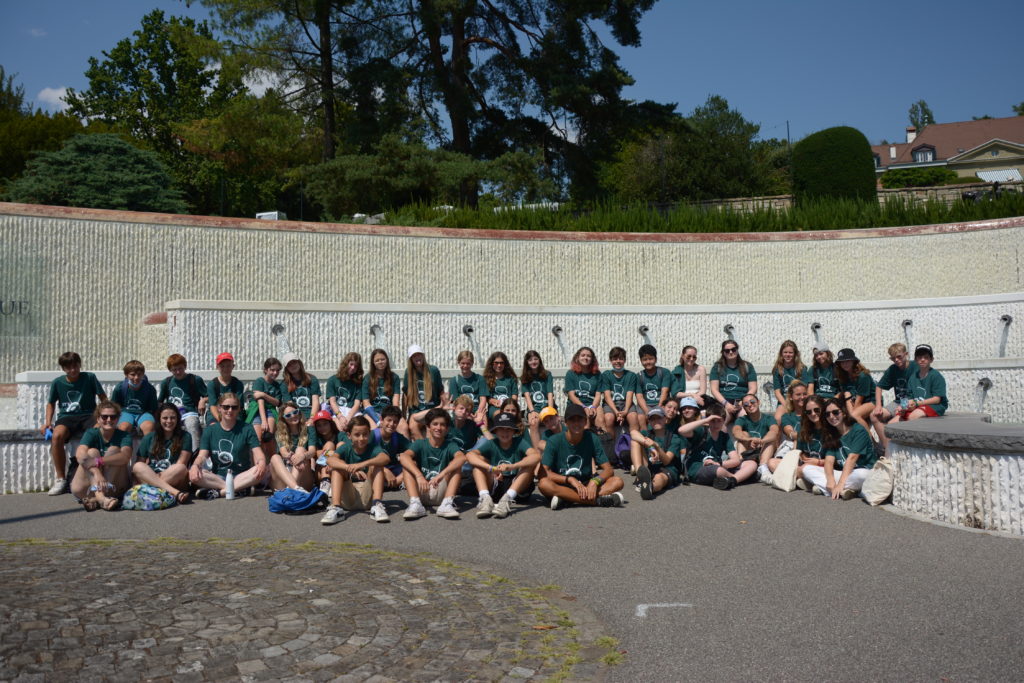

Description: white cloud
[36,87,69,112]
[28,28,47,38]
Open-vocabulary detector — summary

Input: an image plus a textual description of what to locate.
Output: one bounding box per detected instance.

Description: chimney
[889,145,897,159]
[906,126,917,143]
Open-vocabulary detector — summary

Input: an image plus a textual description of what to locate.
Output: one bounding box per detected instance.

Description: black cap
[492,412,518,431]
[914,344,934,357]
[564,403,587,421]
[836,348,858,363]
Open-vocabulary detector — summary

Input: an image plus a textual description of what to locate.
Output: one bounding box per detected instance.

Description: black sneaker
[197,488,220,500]
[636,465,654,500]
[597,492,624,507]
[713,476,737,491]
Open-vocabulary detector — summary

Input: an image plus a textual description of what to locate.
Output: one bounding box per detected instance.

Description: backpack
[268,488,327,514]
[122,484,176,511]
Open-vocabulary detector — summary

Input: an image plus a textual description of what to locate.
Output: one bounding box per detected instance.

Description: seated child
[538,403,624,509]
[466,412,541,519]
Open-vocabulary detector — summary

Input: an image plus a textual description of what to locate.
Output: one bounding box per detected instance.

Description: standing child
[599,346,640,434]
[158,353,207,451]
[467,412,541,518]
[111,360,158,437]
[483,352,519,422]
[248,357,284,443]
[404,345,445,440]
[398,408,465,520]
[327,352,365,432]
[448,350,489,424]
[521,350,555,420]
[41,351,108,495]
[206,353,245,425]
[321,416,392,525]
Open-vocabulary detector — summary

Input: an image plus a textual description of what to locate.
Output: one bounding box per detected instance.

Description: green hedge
[880,167,959,188]
[792,126,877,203]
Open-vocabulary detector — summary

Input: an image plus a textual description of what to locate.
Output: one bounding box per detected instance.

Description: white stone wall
[891,443,1024,535]
[2,203,1023,383]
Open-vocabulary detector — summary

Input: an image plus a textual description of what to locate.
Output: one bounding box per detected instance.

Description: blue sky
[1,0,1021,145]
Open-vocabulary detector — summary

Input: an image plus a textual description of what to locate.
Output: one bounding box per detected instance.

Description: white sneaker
[47,478,67,496]
[760,471,774,487]
[492,497,512,519]
[796,478,810,491]
[757,465,771,484]
[319,479,332,496]
[476,494,494,518]
[436,500,460,519]
[403,500,427,520]
[320,505,344,525]
[370,502,390,523]
[550,495,563,510]
[811,485,826,496]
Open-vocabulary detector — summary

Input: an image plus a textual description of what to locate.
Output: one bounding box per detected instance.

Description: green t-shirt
[681,426,734,478]
[640,427,674,453]
[48,372,105,418]
[636,367,672,408]
[449,419,482,451]
[710,362,756,401]
[907,368,948,415]
[477,434,532,476]
[110,381,158,417]
[878,363,916,403]
[207,377,246,411]
[409,438,463,478]
[158,374,207,413]
[336,441,386,465]
[448,372,489,401]
[840,372,876,403]
[564,370,600,406]
[404,365,444,412]
[772,365,812,393]
[797,427,825,460]
[598,369,639,410]
[326,376,363,409]
[811,365,838,398]
[489,376,519,403]
[522,373,555,412]
[276,426,309,453]
[361,372,401,413]
[200,421,260,476]
[138,431,193,473]
[780,411,801,436]
[251,376,284,403]
[282,376,322,417]
[828,423,876,470]
[371,429,411,466]
[542,431,607,480]
[309,426,343,452]
[735,412,776,439]
[81,427,133,453]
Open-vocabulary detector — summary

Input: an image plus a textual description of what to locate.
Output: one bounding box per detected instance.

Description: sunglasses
[493,361,505,365]
[684,355,697,360]
[806,407,822,415]
[723,348,738,353]
[741,400,758,407]
[825,409,843,417]
[220,404,240,411]
[284,411,300,419]
[98,414,118,421]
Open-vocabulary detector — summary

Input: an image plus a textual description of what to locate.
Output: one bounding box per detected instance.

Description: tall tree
[908,99,935,130]
[1013,101,1023,116]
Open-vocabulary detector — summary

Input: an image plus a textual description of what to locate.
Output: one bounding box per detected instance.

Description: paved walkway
[0,539,611,682]
[1,482,1022,681]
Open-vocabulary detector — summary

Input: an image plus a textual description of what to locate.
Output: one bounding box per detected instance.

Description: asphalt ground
[1,480,1022,682]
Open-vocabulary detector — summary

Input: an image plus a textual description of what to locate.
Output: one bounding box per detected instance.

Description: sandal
[175,491,191,504]
[82,498,99,512]
[101,497,120,511]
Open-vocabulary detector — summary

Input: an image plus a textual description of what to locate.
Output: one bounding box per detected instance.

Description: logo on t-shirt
[459,384,476,399]
[293,388,310,409]
[577,380,593,399]
[424,450,442,479]
[215,439,235,465]
[723,372,741,392]
[644,382,659,402]
[62,390,82,413]
[168,387,185,407]
[564,453,583,477]
[417,380,426,403]
[612,383,625,402]
[529,382,545,404]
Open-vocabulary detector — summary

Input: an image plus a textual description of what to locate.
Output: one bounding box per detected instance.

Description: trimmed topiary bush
[792,126,877,204]
[880,167,959,188]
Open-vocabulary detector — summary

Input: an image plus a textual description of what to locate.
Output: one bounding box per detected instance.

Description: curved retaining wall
[1,202,1023,383]
[888,417,1024,535]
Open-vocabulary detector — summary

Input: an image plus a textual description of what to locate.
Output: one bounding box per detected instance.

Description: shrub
[880,167,959,188]
[791,126,877,204]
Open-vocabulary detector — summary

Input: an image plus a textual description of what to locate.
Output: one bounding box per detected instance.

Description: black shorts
[55,414,93,438]
[493,473,536,500]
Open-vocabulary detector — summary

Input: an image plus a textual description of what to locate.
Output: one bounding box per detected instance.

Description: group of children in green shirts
[39,337,947,515]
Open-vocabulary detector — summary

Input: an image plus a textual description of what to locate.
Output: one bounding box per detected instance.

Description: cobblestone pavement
[0,539,615,682]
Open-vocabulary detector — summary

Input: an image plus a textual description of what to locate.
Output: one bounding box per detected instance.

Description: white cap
[282,352,298,365]
[407,344,424,359]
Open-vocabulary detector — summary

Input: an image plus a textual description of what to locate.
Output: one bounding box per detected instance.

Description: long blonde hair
[773,340,806,379]
[405,352,434,408]
[274,401,308,449]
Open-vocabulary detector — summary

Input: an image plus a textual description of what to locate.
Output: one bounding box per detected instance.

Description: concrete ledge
[889,414,1024,535]
[0,432,71,495]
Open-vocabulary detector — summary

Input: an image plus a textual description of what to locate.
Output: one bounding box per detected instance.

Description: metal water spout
[638,325,654,348]
[902,319,915,351]
[370,324,389,360]
[552,325,570,365]
[976,377,993,413]
[810,322,826,350]
[462,324,482,361]
[762,381,775,410]
[997,315,1013,358]
[271,323,294,362]
[723,324,737,345]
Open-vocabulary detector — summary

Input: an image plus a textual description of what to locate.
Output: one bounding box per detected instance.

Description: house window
[874,155,880,168]
[991,150,1000,156]
[913,148,934,162]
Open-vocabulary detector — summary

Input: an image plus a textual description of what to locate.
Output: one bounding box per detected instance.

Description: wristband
[591,476,603,486]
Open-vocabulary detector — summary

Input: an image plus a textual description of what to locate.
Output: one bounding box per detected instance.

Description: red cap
[216,352,235,365]
[313,410,333,423]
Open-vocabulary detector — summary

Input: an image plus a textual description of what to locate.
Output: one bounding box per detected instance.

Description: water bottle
[225,470,236,500]
[899,397,909,411]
